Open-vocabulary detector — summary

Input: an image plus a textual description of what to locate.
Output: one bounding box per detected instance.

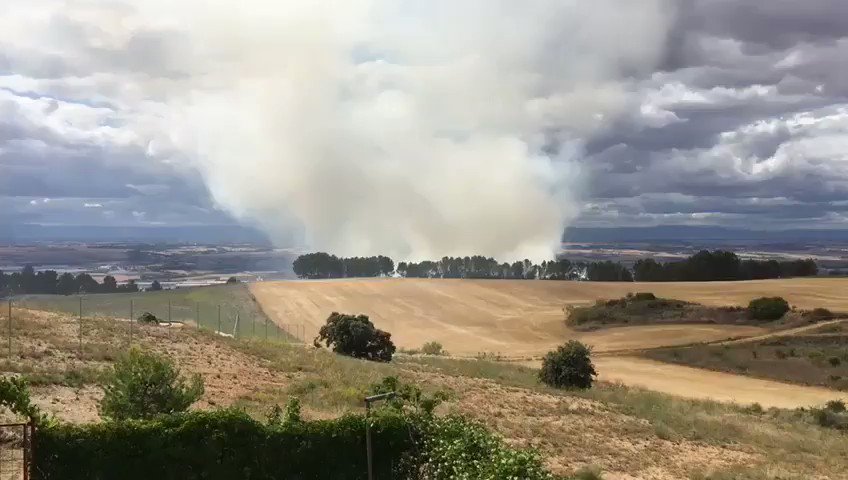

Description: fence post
[168,299,172,337]
[265,318,268,341]
[7,299,12,358]
[217,305,222,334]
[78,296,83,356]
[129,299,134,343]
[196,302,200,329]
[252,315,255,337]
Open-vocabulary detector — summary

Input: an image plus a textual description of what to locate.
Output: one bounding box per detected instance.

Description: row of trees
[633,251,818,282]
[292,253,394,279]
[0,266,140,295]
[294,250,818,282]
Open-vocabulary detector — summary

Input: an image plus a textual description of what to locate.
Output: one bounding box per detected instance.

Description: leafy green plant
[539,341,596,389]
[747,297,790,321]
[313,312,396,362]
[416,415,555,480]
[370,376,448,416]
[99,348,204,421]
[0,376,51,424]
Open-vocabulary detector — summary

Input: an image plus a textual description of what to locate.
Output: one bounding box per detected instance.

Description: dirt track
[593,357,840,408]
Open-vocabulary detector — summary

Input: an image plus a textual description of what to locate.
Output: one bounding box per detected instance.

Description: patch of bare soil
[413,371,755,480]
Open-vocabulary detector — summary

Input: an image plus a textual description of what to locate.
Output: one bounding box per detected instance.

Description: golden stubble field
[251,277,848,357]
[251,277,848,407]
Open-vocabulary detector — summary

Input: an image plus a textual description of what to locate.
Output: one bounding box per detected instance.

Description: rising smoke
[20,0,674,260]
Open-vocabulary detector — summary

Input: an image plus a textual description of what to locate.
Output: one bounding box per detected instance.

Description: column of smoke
[158,0,672,260]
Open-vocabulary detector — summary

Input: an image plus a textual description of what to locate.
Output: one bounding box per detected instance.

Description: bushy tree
[226,276,239,284]
[421,341,445,356]
[148,280,163,291]
[314,312,395,362]
[747,297,790,321]
[538,341,596,389]
[100,348,204,420]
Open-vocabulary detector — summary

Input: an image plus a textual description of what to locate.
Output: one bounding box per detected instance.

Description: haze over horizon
[2,1,848,258]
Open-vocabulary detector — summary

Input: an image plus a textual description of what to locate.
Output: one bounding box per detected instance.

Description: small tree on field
[313,312,396,362]
[421,341,445,356]
[539,341,596,389]
[747,297,790,321]
[226,276,239,284]
[100,348,204,420]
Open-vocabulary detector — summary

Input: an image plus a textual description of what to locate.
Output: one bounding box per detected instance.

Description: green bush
[137,312,160,324]
[420,341,445,356]
[100,348,204,421]
[747,297,790,321]
[539,341,596,389]
[0,376,50,424]
[826,400,846,413]
[416,415,555,480]
[807,307,834,320]
[314,312,396,362]
[35,409,412,480]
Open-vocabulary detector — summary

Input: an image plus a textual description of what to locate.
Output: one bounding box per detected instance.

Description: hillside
[2,306,848,479]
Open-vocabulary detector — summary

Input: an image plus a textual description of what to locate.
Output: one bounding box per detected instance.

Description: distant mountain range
[0,224,271,244]
[563,226,848,243]
[4,223,848,246]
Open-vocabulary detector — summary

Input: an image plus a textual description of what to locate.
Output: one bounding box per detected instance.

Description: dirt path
[593,357,841,409]
[719,318,848,345]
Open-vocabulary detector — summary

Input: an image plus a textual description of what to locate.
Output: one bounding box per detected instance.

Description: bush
[35,409,412,480]
[0,376,50,424]
[629,292,657,301]
[99,348,204,421]
[538,341,596,389]
[829,356,842,367]
[416,415,555,480]
[807,307,834,320]
[747,297,790,321]
[420,341,445,356]
[137,312,160,324]
[314,312,396,362]
[226,276,239,284]
[826,400,846,413]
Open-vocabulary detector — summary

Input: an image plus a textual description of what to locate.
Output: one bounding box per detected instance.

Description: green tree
[148,280,163,291]
[226,276,239,284]
[538,341,596,389]
[314,312,395,362]
[747,297,790,321]
[100,348,204,420]
[56,273,77,295]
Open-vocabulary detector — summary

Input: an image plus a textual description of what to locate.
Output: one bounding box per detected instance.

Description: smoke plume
[26,0,675,260]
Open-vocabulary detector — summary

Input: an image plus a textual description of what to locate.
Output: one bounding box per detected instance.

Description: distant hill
[1,224,271,245]
[563,226,848,243]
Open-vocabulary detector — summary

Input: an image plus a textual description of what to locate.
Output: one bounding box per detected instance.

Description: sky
[1,1,847,252]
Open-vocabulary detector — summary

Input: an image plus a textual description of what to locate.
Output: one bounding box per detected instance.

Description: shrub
[99,348,204,421]
[0,376,50,424]
[313,312,396,362]
[370,376,448,416]
[416,415,555,480]
[807,307,834,320]
[630,292,657,301]
[829,356,842,367]
[538,341,596,389]
[747,297,790,321]
[267,397,302,426]
[226,276,239,284]
[826,400,846,413]
[137,312,160,324]
[35,409,412,480]
[421,341,445,356]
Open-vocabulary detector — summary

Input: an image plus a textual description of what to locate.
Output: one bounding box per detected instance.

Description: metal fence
[0,423,33,480]
[2,296,305,358]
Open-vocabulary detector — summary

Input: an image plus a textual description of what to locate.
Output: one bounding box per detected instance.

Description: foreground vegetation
[3,307,848,478]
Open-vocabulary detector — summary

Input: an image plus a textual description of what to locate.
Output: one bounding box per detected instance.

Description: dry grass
[3,306,848,478]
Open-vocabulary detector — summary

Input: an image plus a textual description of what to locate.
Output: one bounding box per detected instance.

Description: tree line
[633,251,818,281]
[294,250,818,282]
[0,266,140,295]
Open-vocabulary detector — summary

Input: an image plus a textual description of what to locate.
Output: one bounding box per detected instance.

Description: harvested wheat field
[251,277,848,356]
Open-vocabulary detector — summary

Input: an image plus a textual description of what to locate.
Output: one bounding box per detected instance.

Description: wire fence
[2,295,305,358]
[0,423,32,480]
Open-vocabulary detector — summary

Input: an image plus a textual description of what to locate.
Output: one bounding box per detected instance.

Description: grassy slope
[4,306,848,479]
[644,321,848,391]
[14,284,296,341]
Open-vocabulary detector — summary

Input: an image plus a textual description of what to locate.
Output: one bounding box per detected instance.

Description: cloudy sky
[1,0,847,251]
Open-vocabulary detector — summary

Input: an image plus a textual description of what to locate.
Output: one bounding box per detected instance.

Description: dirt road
[593,357,841,408]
